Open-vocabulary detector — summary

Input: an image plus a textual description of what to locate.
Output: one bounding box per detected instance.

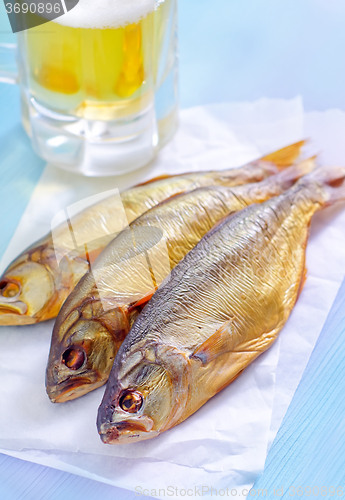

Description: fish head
[0,252,55,326]
[97,344,191,444]
[0,244,89,326]
[46,318,116,402]
[46,306,129,402]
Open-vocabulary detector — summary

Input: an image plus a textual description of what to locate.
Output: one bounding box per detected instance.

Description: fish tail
[261,140,306,168]
[305,166,345,205]
[260,156,317,194]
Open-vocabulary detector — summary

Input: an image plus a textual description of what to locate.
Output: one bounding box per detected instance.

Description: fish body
[0,142,304,326]
[97,166,345,444]
[46,159,315,402]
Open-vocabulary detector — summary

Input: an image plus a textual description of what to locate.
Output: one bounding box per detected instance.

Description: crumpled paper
[2,97,343,499]
[267,108,345,449]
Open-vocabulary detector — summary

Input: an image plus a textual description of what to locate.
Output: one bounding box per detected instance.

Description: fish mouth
[0,279,30,325]
[47,374,103,403]
[0,262,55,325]
[0,303,34,325]
[98,417,157,444]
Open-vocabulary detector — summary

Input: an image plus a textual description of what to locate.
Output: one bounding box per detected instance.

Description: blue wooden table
[1,1,345,498]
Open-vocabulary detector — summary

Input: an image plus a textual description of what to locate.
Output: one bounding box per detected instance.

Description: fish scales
[122,183,314,351]
[0,142,304,326]
[97,167,345,443]
[69,188,249,311]
[46,159,315,402]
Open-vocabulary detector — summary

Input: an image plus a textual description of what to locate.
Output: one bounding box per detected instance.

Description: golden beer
[17,0,178,174]
[23,0,173,119]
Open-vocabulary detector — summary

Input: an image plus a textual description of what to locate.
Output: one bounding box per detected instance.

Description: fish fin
[305,166,345,206]
[323,171,345,205]
[99,307,130,343]
[128,289,156,311]
[216,368,245,394]
[288,156,317,179]
[136,142,305,188]
[261,157,318,195]
[297,266,308,300]
[79,247,104,266]
[154,191,188,206]
[135,174,175,187]
[190,321,238,365]
[261,140,306,168]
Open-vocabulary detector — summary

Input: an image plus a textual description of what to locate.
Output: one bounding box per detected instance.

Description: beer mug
[0,0,178,176]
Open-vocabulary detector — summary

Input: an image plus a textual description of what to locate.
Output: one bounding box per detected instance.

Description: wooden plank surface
[253,277,345,497]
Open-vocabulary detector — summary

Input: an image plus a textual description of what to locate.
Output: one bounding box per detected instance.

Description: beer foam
[55,0,161,29]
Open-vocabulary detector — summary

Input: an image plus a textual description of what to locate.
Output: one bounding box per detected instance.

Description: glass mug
[0,0,178,176]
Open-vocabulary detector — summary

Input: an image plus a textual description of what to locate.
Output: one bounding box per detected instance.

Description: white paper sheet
[267,109,345,449]
[2,97,342,499]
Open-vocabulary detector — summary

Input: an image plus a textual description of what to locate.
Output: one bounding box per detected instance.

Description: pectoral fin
[129,289,156,310]
[190,321,239,365]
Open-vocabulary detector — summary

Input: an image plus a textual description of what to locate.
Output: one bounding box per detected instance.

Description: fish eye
[0,281,20,299]
[62,348,86,370]
[119,390,143,413]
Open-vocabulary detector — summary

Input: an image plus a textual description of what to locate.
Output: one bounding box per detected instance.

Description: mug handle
[0,43,18,84]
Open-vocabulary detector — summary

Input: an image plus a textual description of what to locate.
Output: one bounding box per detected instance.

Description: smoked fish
[0,142,304,326]
[97,166,345,444]
[46,158,315,403]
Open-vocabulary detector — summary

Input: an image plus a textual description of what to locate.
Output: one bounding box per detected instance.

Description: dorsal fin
[134,174,175,187]
[261,140,306,168]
